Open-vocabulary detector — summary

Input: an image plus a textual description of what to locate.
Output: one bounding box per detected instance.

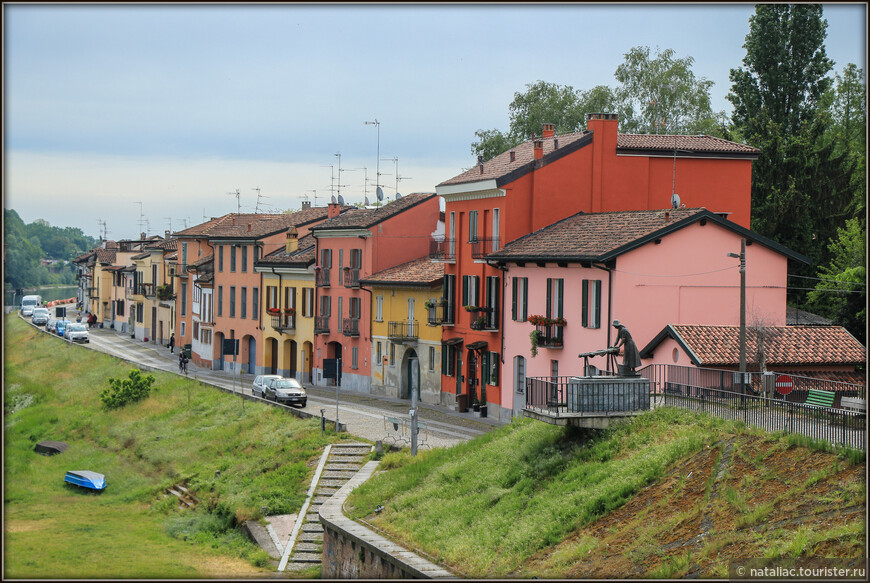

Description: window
[230,246,236,272]
[468,210,479,242]
[320,295,331,316]
[390,343,395,366]
[462,275,479,308]
[285,286,295,313]
[443,274,455,323]
[116,299,124,317]
[252,287,259,318]
[514,356,526,393]
[546,278,564,319]
[352,347,358,369]
[582,279,602,328]
[240,286,247,319]
[449,211,456,256]
[230,286,236,318]
[376,341,382,364]
[442,344,456,376]
[241,246,247,272]
[375,295,383,321]
[349,297,361,319]
[512,276,528,321]
[182,242,188,270]
[193,321,199,338]
[429,347,436,371]
[180,321,185,337]
[320,248,332,268]
[267,285,278,310]
[492,208,500,252]
[350,249,362,268]
[181,282,187,316]
[136,303,143,323]
[218,285,223,317]
[218,246,224,272]
[485,276,499,328]
[338,249,344,285]
[302,288,314,317]
[482,351,499,385]
[551,359,559,382]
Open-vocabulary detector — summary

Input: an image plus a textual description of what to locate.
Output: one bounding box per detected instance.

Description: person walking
[169,334,175,354]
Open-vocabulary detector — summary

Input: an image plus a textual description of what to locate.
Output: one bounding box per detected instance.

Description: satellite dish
[337,195,345,205]
[331,195,337,204]
[671,193,681,209]
[395,192,402,199]
[376,186,384,201]
[364,196,370,206]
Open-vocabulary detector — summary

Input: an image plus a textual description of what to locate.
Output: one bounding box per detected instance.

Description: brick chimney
[586,113,619,213]
[302,201,312,210]
[533,139,544,160]
[286,227,298,253]
[328,202,341,218]
[542,123,555,138]
[509,150,516,162]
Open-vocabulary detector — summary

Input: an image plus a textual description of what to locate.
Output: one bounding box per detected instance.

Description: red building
[432,113,760,415]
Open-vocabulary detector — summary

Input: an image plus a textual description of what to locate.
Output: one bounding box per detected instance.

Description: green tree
[614,46,727,135]
[806,217,866,343]
[4,210,45,290]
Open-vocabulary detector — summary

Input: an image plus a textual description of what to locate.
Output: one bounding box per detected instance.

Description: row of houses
[74,113,865,422]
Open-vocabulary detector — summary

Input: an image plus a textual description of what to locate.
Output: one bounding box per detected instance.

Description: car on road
[20,295,42,317]
[65,322,90,343]
[45,318,58,333]
[265,377,307,407]
[252,374,282,398]
[55,319,71,337]
[31,307,51,326]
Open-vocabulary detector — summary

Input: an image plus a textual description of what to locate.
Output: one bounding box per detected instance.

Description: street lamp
[728,239,747,391]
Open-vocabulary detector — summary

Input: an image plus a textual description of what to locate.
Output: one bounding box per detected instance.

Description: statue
[611,320,641,376]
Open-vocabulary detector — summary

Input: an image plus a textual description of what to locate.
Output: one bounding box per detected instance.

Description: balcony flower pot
[470,316,487,330]
[284,308,295,316]
[424,300,435,310]
[464,305,479,313]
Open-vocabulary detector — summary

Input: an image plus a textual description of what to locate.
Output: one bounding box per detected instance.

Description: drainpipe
[593,263,613,347]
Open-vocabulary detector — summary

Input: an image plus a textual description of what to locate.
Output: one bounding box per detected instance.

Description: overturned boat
[64,470,106,491]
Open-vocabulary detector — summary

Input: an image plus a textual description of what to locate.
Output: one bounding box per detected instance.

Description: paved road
[21,310,500,448]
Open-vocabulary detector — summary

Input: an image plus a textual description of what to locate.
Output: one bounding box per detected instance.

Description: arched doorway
[266,337,278,375]
[215,332,225,371]
[401,348,420,400]
[288,340,298,379]
[247,336,256,374]
[302,341,313,383]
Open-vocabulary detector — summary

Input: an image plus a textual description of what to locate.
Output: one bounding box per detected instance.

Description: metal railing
[525,375,646,414]
[342,317,359,337]
[471,237,500,259]
[270,315,296,333]
[315,268,331,287]
[134,283,154,297]
[535,324,564,348]
[343,268,360,288]
[314,316,330,334]
[388,320,418,341]
[429,237,456,261]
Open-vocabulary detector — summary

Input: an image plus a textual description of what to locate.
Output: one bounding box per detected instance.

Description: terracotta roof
[187,255,214,270]
[257,234,316,266]
[73,250,95,263]
[95,248,116,264]
[310,193,437,231]
[131,252,150,260]
[786,307,833,326]
[360,257,444,286]
[438,132,758,187]
[642,325,866,367]
[173,207,339,239]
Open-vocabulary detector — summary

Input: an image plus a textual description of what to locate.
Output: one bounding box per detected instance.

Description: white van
[21,295,43,317]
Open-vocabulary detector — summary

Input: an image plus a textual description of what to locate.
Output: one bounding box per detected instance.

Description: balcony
[342,317,360,337]
[270,315,296,334]
[471,238,500,259]
[534,324,564,348]
[135,283,155,297]
[388,320,419,341]
[343,268,360,288]
[316,268,331,287]
[429,237,456,262]
[314,316,330,334]
[467,306,497,331]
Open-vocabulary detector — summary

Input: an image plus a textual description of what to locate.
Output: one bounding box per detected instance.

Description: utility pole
[728,239,747,393]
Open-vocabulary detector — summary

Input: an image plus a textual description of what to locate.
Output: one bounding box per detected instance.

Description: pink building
[310,194,441,392]
[486,207,810,421]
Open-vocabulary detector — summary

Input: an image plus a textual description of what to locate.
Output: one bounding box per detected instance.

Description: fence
[526,375,649,415]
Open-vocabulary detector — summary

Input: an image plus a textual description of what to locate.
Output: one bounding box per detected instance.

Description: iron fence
[525,375,647,415]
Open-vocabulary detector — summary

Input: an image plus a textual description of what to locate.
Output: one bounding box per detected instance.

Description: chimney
[533,139,544,160]
[140,232,146,240]
[554,138,559,149]
[509,151,516,162]
[328,202,341,218]
[247,223,252,232]
[542,123,555,138]
[302,201,312,210]
[165,230,171,239]
[285,227,298,253]
[664,211,670,223]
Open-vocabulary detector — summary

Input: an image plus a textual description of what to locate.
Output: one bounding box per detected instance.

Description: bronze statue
[611,320,641,376]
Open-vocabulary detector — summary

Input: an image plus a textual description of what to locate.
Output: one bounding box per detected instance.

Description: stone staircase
[282,442,372,571]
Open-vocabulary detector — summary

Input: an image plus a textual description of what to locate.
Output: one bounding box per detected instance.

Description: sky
[4,2,867,242]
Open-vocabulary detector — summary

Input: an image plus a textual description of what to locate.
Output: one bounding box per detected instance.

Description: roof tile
[360,257,444,286]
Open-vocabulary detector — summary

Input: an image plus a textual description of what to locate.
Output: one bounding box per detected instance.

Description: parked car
[20,295,42,317]
[45,318,58,333]
[265,377,307,407]
[65,322,90,343]
[252,374,282,398]
[31,307,51,326]
[55,319,71,337]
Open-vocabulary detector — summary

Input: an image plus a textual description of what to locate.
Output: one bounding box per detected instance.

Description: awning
[467,341,488,352]
[442,337,463,346]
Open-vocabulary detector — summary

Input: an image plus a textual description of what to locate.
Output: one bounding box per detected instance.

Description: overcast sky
[4,3,866,241]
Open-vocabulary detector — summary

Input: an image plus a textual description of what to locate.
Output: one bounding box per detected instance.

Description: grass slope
[348,407,865,578]
[3,315,347,578]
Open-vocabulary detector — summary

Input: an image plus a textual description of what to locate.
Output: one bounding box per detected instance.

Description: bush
[100,369,156,410]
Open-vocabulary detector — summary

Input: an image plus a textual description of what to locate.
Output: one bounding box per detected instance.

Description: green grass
[347,407,745,578]
[3,314,351,578]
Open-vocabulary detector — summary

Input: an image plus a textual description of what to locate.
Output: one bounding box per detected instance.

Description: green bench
[805,388,835,409]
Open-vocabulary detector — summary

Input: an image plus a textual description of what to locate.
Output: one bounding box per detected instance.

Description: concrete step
[331,442,371,448]
[322,470,358,479]
[317,479,349,488]
[305,513,319,523]
[293,542,322,553]
[301,522,324,533]
[299,531,323,543]
[324,463,362,471]
[316,487,339,495]
[329,455,367,464]
[313,496,332,504]
[289,552,322,563]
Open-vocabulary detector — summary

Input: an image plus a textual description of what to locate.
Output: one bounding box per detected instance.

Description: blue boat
[64,470,106,491]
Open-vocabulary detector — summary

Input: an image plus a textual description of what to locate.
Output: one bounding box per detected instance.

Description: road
[17,309,500,448]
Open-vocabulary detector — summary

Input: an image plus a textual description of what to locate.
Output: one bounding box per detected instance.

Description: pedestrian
[169,334,175,354]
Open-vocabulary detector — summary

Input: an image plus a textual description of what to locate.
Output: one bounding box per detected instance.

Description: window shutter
[522,278,528,320]
[582,280,589,327]
[593,280,602,328]
[511,277,518,321]
[490,352,499,385]
[481,351,489,385]
[546,278,552,318]
[556,279,563,318]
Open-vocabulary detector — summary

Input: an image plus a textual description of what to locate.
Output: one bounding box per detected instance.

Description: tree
[614,46,728,135]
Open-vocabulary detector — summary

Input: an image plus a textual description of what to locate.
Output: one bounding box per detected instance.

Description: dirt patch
[518,433,865,579]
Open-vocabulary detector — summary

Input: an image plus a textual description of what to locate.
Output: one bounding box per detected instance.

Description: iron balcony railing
[133,283,154,296]
[342,317,360,337]
[314,316,330,334]
[429,237,456,261]
[471,237,500,259]
[535,324,564,348]
[315,268,331,287]
[270,315,296,333]
[343,268,360,288]
[427,306,445,326]
[388,320,419,341]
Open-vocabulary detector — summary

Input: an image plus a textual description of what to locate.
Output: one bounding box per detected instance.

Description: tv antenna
[165,216,173,234]
[134,201,146,235]
[321,164,336,199]
[227,188,241,215]
[382,156,412,200]
[306,189,318,207]
[253,187,268,213]
[364,118,381,192]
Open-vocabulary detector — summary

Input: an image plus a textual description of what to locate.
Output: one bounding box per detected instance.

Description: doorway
[402,348,420,400]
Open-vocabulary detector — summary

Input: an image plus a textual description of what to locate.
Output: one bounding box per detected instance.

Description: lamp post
[728,239,747,392]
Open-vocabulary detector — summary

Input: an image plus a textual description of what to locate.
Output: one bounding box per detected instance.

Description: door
[248,336,256,374]
[467,350,478,403]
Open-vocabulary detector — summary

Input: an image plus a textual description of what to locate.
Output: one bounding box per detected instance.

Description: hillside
[347,409,865,578]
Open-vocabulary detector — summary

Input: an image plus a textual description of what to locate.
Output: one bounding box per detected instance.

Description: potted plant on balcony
[156,284,173,301]
[530,329,542,357]
[284,307,295,316]
[267,307,280,316]
[471,316,486,330]
[424,300,436,311]
[464,305,480,313]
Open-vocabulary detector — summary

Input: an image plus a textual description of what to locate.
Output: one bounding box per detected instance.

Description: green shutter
[582,279,589,327]
[522,278,528,320]
[546,278,552,318]
[481,351,490,385]
[594,280,602,328]
[556,279,563,318]
[512,277,518,321]
[490,351,499,385]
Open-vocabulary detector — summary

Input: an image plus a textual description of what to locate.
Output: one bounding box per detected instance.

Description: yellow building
[255,229,316,382]
[362,257,444,405]
[130,237,176,345]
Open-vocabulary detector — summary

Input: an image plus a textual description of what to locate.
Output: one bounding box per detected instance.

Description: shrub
[100,369,156,410]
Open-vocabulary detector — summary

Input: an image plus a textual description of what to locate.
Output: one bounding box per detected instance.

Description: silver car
[265,377,307,407]
[31,307,50,326]
[65,322,90,343]
[45,318,58,333]
[252,374,282,398]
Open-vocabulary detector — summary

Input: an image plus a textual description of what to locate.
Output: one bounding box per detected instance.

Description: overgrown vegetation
[3,314,350,578]
[100,369,156,410]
